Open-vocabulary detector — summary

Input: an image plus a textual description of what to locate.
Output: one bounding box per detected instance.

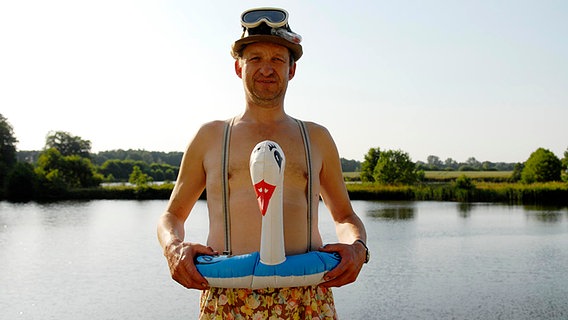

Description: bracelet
[355,239,370,264]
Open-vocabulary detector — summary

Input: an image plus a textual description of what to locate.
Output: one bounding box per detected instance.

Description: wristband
[355,239,370,264]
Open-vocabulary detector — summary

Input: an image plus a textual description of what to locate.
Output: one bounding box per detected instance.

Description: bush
[454,175,475,190]
[5,162,38,201]
[360,147,380,182]
[373,149,420,185]
[521,148,562,183]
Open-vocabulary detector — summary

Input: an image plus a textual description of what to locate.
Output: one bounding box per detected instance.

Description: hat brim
[231,35,303,61]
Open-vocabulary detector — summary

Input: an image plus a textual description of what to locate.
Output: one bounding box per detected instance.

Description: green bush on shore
[4,179,567,206]
[346,182,568,205]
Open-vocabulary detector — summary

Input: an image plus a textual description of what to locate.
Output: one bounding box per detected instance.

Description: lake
[1,200,567,320]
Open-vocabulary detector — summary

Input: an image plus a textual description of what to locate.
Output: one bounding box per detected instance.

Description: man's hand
[318,241,367,287]
[163,239,218,290]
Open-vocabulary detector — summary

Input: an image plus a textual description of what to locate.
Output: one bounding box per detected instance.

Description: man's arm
[157,123,218,290]
[312,124,368,287]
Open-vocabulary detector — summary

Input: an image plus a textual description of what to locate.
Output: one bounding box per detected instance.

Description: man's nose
[259,62,274,76]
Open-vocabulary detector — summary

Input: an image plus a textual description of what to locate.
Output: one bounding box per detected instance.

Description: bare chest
[201,121,315,254]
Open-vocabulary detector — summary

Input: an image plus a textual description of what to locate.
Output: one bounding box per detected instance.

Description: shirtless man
[157,8,368,319]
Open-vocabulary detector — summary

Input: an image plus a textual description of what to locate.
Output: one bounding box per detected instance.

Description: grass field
[343,172,361,180]
[423,171,512,180]
[343,171,513,181]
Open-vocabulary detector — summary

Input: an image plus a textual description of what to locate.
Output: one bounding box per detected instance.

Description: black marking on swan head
[267,143,283,170]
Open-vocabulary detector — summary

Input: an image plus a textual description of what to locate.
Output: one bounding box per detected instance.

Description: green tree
[509,163,523,182]
[90,149,183,167]
[360,147,381,182]
[341,158,360,172]
[45,131,92,158]
[562,148,568,182]
[521,148,562,183]
[36,148,102,190]
[99,159,153,181]
[99,159,135,181]
[466,157,481,169]
[426,155,443,170]
[153,168,165,181]
[373,149,420,185]
[444,158,458,170]
[164,168,176,181]
[5,162,38,201]
[454,175,475,190]
[129,165,152,186]
[1,114,18,192]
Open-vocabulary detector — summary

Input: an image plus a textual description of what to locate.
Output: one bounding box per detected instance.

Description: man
[157,7,369,319]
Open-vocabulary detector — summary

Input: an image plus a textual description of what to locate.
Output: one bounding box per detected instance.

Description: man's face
[236,42,296,105]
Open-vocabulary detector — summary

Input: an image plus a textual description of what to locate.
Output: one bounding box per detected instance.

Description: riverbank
[14,181,567,206]
[346,182,568,205]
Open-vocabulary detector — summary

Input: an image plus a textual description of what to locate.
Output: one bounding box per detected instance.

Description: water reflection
[523,205,568,223]
[366,203,415,220]
[457,202,473,218]
[38,201,93,228]
[525,211,566,223]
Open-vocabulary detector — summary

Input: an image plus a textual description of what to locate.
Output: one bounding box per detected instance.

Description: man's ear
[288,62,297,80]
[235,59,243,78]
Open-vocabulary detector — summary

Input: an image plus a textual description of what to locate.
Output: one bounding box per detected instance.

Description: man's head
[235,41,296,106]
[231,7,303,62]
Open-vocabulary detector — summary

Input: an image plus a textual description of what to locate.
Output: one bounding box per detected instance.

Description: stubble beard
[247,77,288,107]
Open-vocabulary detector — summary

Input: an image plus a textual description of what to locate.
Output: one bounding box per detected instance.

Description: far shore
[19,179,566,207]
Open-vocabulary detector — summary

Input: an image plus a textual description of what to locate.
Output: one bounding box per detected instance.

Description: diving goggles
[241,8,289,29]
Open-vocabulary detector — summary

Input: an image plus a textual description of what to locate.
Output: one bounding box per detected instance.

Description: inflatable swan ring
[195,140,341,289]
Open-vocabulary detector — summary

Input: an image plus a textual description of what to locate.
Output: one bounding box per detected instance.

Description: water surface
[1,200,567,319]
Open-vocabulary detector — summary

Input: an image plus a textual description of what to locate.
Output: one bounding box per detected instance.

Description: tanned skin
[157,42,367,290]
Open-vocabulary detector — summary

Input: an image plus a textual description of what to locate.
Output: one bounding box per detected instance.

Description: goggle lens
[241,9,288,28]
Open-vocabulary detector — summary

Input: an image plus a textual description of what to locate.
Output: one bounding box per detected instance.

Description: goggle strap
[272,28,302,44]
[239,26,301,44]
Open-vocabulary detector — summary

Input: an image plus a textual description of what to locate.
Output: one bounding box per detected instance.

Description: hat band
[241,21,302,45]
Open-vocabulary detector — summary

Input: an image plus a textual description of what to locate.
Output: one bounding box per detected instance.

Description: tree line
[0,114,184,200]
[359,147,568,185]
[1,113,567,201]
[416,156,516,172]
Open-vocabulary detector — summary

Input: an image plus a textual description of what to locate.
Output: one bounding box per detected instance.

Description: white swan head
[250,140,286,265]
[250,140,285,216]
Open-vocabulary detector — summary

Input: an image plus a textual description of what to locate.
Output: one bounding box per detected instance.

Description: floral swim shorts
[199,285,338,320]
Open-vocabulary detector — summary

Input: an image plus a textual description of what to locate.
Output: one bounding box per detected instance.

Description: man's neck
[241,101,289,124]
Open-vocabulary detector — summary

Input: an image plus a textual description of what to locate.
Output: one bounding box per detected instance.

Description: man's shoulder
[186,120,232,151]
[196,119,233,136]
[293,118,323,130]
[296,120,331,138]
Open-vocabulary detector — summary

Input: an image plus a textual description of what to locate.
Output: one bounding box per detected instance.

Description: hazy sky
[1,0,567,163]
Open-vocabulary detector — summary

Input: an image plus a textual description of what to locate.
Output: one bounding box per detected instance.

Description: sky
[1,0,567,163]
